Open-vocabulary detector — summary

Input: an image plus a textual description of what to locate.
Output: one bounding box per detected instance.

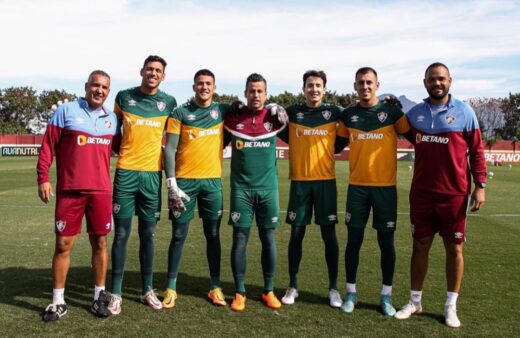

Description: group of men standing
[37,56,486,329]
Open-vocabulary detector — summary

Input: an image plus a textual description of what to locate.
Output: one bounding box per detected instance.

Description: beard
[427,86,449,100]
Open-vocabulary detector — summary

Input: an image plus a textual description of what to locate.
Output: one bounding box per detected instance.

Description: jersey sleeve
[395,113,411,135]
[337,119,350,138]
[165,107,182,135]
[36,106,66,184]
[464,107,487,184]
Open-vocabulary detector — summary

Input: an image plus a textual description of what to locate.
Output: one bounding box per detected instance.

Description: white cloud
[1,0,519,102]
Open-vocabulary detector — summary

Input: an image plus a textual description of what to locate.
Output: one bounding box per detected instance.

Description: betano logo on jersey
[77,135,111,146]
[236,140,271,150]
[415,133,449,144]
[350,132,384,142]
[295,128,329,137]
[135,119,162,127]
[197,128,220,138]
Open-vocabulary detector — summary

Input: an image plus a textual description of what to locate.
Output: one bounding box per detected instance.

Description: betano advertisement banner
[1,136,520,162]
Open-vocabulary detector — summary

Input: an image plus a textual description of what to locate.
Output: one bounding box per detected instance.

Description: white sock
[410,290,422,305]
[446,292,458,306]
[52,288,65,305]
[346,283,356,293]
[381,284,392,296]
[94,285,105,301]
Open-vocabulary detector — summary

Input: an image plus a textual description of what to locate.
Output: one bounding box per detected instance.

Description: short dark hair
[303,70,327,87]
[245,73,266,89]
[194,69,215,82]
[87,70,110,83]
[355,67,377,79]
[425,62,450,77]
[143,55,167,69]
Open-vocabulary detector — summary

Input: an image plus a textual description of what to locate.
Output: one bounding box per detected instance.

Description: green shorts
[286,180,337,226]
[169,178,223,224]
[228,189,280,228]
[113,169,162,221]
[345,185,397,232]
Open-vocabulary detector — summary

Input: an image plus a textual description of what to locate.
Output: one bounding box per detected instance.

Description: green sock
[203,219,221,289]
[167,222,189,291]
[111,217,133,295]
[231,227,250,293]
[321,225,339,290]
[138,219,157,294]
[288,225,305,289]
[259,228,276,292]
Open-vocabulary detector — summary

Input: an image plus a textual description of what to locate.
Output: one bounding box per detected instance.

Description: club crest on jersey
[105,120,112,128]
[321,110,332,120]
[288,211,296,221]
[264,122,273,132]
[128,99,137,106]
[210,109,219,120]
[296,112,305,120]
[377,111,388,123]
[445,115,456,124]
[56,220,66,232]
[231,212,241,223]
[113,203,121,214]
[350,115,359,123]
[157,101,166,112]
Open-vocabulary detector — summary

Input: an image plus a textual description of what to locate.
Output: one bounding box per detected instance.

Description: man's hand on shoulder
[266,103,288,124]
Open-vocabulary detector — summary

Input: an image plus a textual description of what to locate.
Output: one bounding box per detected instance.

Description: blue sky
[1,0,519,106]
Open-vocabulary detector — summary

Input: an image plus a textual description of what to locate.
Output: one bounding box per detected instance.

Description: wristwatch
[476,182,486,189]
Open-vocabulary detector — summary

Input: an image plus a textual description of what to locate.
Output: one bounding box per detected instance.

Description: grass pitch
[0,157,519,337]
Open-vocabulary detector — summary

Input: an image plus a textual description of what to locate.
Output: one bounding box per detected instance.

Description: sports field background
[0,157,519,337]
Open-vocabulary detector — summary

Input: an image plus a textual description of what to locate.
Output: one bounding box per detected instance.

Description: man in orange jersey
[108,55,177,314]
[161,69,232,308]
[337,67,410,316]
[278,70,343,308]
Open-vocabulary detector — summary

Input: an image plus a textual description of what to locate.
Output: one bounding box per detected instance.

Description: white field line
[0,205,519,217]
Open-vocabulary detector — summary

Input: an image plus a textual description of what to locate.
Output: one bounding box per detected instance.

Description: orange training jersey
[114,87,177,172]
[284,103,344,181]
[337,101,410,186]
[165,101,230,178]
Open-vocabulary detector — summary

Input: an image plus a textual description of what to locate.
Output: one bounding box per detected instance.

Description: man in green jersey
[224,73,286,312]
[108,55,177,314]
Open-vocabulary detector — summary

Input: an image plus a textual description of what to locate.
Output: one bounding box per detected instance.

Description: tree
[266,91,304,106]
[31,90,76,134]
[0,87,38,134]
[0,86,77,134]
[467,97,505,138]
[496,93,520,140]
